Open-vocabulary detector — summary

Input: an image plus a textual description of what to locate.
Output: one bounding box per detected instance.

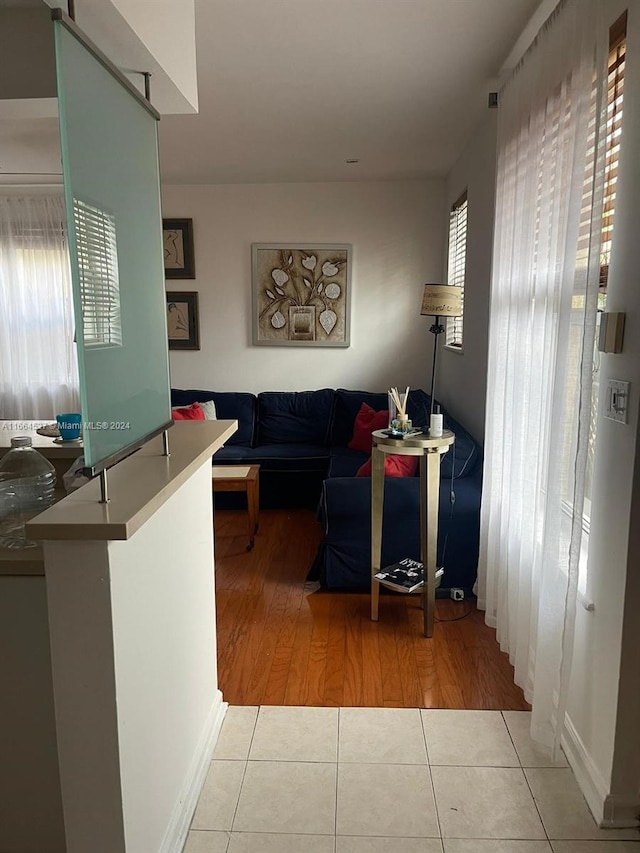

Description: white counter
[27,420,237,541]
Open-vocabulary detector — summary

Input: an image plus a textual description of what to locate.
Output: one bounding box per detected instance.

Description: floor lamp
[420,284,462,417]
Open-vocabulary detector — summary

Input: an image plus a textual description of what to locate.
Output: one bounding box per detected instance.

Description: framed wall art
[166,291,200,350]
[252,243,352,347]
[163,218,196,279]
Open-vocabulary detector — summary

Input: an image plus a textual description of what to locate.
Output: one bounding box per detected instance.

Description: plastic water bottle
[0,437,56,549]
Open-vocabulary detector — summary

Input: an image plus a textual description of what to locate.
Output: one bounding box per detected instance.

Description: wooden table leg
[246,475,259,550]
[211,466,260,552]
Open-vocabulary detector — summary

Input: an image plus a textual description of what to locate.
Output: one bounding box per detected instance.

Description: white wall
[45,462,225,853]
[563,0,640,825]
[0,576,66,853]
[110,0,197,110]
[110,461,222,852]
[42,0,197,114]
[437,111,497,443]
[161,180,445,398]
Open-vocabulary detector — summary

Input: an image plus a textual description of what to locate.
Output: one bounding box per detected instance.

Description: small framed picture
[166,291,200,350]
[163,218,196,279]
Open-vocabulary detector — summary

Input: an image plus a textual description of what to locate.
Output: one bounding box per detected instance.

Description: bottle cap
[10,436,32,448]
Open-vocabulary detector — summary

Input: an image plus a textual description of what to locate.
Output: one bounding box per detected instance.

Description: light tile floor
[184,707,640,853]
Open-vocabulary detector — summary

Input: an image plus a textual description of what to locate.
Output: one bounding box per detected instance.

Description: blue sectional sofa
[170,387,482,594]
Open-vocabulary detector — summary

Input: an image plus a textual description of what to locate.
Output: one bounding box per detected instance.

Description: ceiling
[0,117,60,178]
[158,0,542,185]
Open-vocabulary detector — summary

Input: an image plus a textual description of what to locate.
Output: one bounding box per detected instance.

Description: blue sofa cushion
[248,443,330,473]
[406,389,432,430]
[171,389,256,446]
[327,447,369,478]
[316,467,482,590]
[257,389,335,445]
[440,412,481,480]
[213,443,330,472]
[329,388,433,447]
[329,390,388,447]
[212,446,258,463]
[329,389,479,480]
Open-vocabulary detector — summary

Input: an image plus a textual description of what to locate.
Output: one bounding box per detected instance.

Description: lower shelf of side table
[375,581,424,595]
[374,572,443,596]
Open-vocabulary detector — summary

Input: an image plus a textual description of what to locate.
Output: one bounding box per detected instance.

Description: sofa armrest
[320,475,419,528]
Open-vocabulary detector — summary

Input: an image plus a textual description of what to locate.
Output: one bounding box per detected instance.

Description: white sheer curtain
[477,0,610,752]
[0,195,79,419]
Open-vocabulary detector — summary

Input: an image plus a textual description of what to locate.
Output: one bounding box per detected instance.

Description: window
[552,9,627,601]
[445,191,468,348]
[584,11,626,509]
[72,198,122,348]
[0,195,79,418]
[599,11,626,297]
[11,230,71,352]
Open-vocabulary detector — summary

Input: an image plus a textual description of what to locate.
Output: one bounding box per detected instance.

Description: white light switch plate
[605,379,630,424]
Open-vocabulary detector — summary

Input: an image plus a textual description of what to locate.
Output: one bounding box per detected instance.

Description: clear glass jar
[0,437,56,549]
[387,391,397,430]
[390,415,413,434]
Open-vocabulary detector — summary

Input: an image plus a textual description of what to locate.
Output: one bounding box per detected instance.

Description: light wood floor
[214,508,530,710]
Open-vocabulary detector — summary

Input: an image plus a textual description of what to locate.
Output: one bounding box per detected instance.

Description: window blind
[582,10,627,509]
[445,191,468,348]
[599,11,626,294]
[72,198,122,347]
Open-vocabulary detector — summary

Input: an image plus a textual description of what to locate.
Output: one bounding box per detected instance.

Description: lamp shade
[420,283,462,317]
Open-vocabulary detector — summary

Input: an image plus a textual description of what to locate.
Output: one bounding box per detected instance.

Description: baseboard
[561,713,610,825]
[562,713,639,828]
[159,691,228,853]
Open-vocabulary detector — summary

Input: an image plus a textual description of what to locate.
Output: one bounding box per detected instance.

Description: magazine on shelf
[374,559,445,593]
[374,557,425,592]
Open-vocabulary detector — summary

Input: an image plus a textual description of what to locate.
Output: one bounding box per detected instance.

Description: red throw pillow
[172,402,205,421]
[348,403,389,453]
[356,454,418,478]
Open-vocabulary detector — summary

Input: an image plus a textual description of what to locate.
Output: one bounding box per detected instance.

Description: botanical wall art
[166,291,200,350]
[163,218,196,279]
[252,243,351,347]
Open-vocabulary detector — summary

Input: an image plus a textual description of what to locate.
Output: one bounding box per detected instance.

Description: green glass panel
[53,18,171,471]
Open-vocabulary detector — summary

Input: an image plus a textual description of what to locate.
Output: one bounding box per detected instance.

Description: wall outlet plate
[605,379,630,424]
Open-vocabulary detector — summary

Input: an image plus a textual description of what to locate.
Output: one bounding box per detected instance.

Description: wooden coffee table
[211,464,260,551]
